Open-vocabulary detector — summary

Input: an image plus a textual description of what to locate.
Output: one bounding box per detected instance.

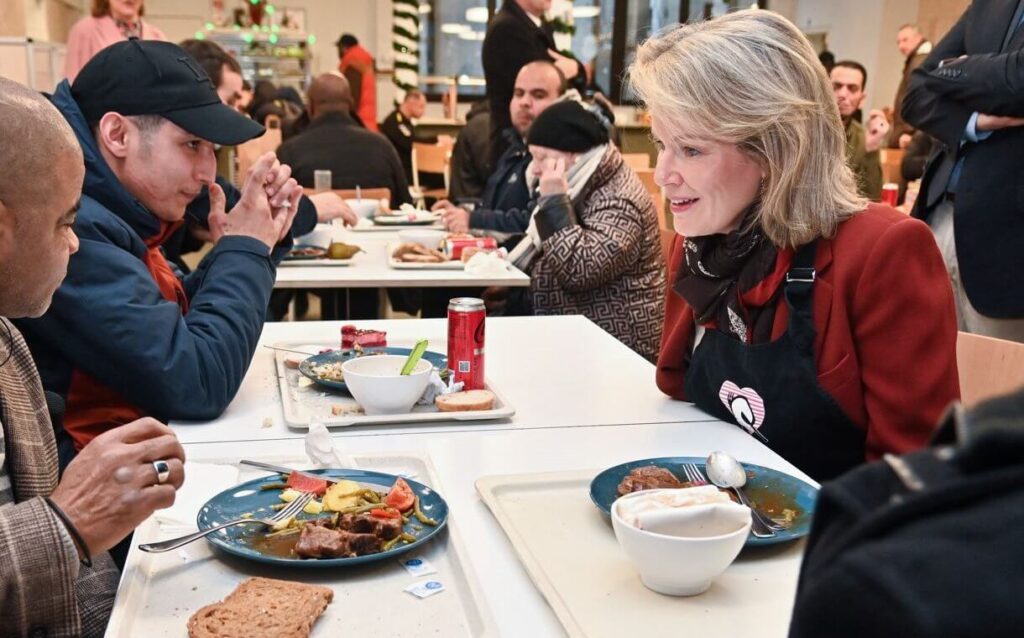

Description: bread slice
[435,389,496,412]
[188,577,333,638]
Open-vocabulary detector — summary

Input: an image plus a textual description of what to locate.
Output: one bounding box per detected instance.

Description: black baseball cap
[71,39,264,146]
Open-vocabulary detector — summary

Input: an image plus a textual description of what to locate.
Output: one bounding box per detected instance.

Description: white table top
[169,316,715,445]
[147,419,810,637]
[275,224,530,289]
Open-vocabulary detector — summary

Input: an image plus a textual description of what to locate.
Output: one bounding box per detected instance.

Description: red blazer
[657,204,961,460]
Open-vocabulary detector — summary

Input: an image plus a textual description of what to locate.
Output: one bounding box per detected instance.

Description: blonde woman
[630,10,959,481]
[65,0,166,82]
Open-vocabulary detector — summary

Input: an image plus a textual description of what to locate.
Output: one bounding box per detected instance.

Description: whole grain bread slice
[188,577,333,638]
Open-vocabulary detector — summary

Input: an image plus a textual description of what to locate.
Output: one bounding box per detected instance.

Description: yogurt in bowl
[611,485,751,596]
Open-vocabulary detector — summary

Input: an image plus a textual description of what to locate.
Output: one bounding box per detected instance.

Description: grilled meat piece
[617,465,686,496]
[295,522,383,558]
[338,512,402,540]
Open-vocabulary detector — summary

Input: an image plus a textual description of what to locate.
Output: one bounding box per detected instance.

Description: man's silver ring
[152,460,171,485]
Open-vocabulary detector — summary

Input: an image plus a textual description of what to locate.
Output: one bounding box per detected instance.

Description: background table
[275,224,530,289]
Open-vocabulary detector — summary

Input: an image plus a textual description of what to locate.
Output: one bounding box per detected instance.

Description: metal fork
[138,491,315,553]
[681,463,776,538]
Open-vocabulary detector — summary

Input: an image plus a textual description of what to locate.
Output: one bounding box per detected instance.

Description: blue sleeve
[963,112,993,143]
[25,229,275,421]
[470,204,533,234]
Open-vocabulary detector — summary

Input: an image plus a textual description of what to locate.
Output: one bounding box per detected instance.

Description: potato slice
[323,480,363,511]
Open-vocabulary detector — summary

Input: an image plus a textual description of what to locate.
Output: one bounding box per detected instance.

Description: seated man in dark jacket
[433,60,565,235]
[16,40,302,463]
[277,74,412,210]
[448,100,491,201]
[379,88,446,186]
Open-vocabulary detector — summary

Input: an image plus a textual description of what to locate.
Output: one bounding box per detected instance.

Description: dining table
[105,316,815,637]
[275,222,530,290]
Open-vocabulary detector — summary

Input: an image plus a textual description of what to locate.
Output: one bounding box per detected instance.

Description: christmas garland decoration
[392,0,420,104]
[549,0,575,57]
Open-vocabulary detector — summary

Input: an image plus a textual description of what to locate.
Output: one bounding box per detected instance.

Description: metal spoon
[705,451,783,535]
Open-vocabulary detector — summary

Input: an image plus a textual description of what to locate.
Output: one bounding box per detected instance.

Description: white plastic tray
[279,257,354,268]
[475,470,804,638]
[349,218,444,232]
[274,341,516,429]
[107,454,496,637]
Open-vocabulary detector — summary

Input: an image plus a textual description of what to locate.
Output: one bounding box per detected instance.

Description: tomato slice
[370,507,402,519]
[285,471,328,497]
[385,477,416,512]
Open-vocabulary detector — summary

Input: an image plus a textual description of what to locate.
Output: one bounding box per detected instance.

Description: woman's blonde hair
[92,0,145,18]
[628,10,864,248]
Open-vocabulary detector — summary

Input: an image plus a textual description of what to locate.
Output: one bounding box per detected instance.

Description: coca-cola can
[881,182,899,207]
[447,297,486,390]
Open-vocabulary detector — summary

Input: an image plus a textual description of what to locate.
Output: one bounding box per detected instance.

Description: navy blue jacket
[17,81,282,448]
[469,131,535,234]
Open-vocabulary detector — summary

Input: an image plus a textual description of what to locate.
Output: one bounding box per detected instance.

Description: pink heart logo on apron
[718,380,766,433]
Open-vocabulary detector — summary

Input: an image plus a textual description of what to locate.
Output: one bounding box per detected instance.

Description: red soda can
[447,297,486,390]
[881,182,899,207]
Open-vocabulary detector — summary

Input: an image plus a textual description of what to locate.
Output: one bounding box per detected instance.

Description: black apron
[682,241,865,482]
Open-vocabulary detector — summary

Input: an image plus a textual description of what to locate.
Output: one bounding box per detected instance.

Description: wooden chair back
[623,153,651,170]
[635,168,670,231]
[235,114,282,187]
[302,187,392,203]
[411,141,451,201]
[880,148,905,185]
[956,331,1024,407]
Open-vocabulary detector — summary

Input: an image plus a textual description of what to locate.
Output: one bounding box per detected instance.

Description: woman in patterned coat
[508,100,665,361]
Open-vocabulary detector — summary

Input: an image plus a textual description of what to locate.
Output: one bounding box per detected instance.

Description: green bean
[362,490,381,503]
[413,496,438,526]
[381,536,402,551]
[338,502,383,515]
[270,503,287,511]
[259,482,288,491]
[265,526,302,538]
[399,532,416,543]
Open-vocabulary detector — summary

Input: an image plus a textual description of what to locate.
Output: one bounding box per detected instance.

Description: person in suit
[0,76,186,637]
[901,0,1024,342]
[482,0,586,168]
[633,10,960,482]
[890,23,933,149]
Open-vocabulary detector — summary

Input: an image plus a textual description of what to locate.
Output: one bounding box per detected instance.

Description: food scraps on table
[287,246,327,259]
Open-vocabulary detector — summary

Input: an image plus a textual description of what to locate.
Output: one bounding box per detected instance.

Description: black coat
[469,131,533,234]
[379,108,437,183]
[902,0,1024,318]
[449,100,491,201]
[276,110,411,209]
[482,0,585,165]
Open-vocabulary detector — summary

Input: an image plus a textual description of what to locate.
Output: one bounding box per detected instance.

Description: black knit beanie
[526,100,609,152]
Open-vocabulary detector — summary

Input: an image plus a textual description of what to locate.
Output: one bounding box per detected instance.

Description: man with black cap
[16,39,302,465]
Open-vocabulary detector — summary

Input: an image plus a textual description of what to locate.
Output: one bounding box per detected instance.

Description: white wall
[786,0,922,113]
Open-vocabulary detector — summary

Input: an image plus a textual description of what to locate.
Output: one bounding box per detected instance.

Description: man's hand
[898,133,913,149]
[309,191,358,226]
[442,207,470,233]
[208,152,300,250]
[976,114,1024,132]
[431,198,457,213]
[50,418,185,557]
[865,110,890,152]
[538,156,569,197]
[547,49,580,80]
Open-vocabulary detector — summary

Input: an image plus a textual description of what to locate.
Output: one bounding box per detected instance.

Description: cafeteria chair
[411,141,451,204]
[622,153,652,170]
[301,187,392,204]
[955,331,1024,407]
[879,148,905,185]
[234,114,282,188]
[636,168,670,230]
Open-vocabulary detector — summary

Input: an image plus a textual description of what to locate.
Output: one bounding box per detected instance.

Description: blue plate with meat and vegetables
[590,456,818,546]
[196,468,449,567]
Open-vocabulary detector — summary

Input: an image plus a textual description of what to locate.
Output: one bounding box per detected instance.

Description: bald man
[277,73,411,210]
[0,77,186,636]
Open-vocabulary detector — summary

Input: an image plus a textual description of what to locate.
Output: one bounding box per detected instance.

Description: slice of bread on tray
[435,389,496,412]
[188,577,333,638]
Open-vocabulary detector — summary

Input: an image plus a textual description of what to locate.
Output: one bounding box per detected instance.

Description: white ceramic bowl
[294,224,336,249]
[397,229,447,250]
[340,355,432,415]
[345,198,381,220]
[611,489,752,596]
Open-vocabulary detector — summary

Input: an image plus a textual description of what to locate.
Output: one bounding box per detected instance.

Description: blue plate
[298,347,448,392]
[284,244,328,260]
[590,457,818,546]
[196,468,449,568]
